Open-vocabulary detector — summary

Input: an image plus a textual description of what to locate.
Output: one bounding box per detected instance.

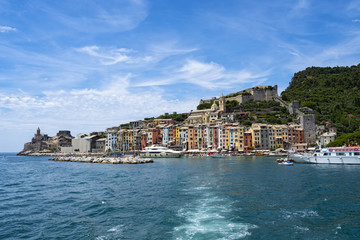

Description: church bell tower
[219,93,226,112]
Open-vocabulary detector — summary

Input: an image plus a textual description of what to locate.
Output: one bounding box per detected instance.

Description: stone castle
[188,85,279,125]
[200,85,278,105]
[18,128,73,155]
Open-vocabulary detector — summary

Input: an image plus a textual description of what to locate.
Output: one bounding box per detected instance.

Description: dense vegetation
[197,102,213,110]
[327,130,360,147]
[236,100,293,125]
[156,112,189,122]
[226,91,252,98]
[119,123,130,129]
[281,64,360,134]
[197,99,293,125]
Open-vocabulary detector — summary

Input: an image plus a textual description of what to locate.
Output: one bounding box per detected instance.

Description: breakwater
[49,156,153,164]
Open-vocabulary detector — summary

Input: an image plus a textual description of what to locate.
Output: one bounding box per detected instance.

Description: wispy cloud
[76,45,152,65]
[280,31,360,72]
[293,0,309,11]
[0,25,17,32]
[37,0,149,33]
[136,59,269,89]
[149,42,198,57]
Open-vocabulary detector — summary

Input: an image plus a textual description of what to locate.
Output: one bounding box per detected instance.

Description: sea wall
[49,156,153,164]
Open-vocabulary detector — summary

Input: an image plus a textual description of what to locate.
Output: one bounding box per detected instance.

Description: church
[31,127,50,143]
[185,94,226,124]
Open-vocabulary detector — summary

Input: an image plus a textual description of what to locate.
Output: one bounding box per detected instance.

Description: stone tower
[300,114,316,144]
[219,93,226,112]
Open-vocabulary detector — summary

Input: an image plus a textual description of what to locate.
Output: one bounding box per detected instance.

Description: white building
[162,127,170,146]
[61,133,98,153]
[318,132,337,146]
[105,128,118,152]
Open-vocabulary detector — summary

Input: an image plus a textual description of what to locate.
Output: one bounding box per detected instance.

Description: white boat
[139,145,183,158]
[291,146,360,164]
[278,160,293,166]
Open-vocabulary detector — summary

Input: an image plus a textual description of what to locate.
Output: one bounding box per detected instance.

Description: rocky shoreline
[49,156,153,164]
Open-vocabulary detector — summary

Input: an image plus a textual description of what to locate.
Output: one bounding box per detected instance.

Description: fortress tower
[219,93,226,112]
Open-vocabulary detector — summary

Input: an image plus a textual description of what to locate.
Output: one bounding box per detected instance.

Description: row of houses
[60,119,337,154]
[102,120,309,153]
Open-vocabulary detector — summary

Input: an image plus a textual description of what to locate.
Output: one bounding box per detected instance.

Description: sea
[1,153,360,240]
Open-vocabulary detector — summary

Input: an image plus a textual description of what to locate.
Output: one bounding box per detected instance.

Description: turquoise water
[1,153,360,239]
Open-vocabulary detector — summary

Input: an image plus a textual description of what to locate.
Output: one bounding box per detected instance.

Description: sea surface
[1,153,360,239]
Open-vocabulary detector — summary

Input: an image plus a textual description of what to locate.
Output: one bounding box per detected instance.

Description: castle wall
[250,86,278,102]
[226,94,253,104]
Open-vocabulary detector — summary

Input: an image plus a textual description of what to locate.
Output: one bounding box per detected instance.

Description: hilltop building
[186,94,226,124]
[199,85,278,105]
[32,127,50,143]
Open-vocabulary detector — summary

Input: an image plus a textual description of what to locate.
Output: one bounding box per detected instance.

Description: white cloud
[76,45,155,66]
[149,42,198,57]
[0,74,198,151]
[283,31,360,72]
[352,19,360,23]
[137,59,269,89]
[0,25,17,32]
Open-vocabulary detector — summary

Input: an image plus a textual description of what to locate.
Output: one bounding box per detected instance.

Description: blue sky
[1,0,360,152]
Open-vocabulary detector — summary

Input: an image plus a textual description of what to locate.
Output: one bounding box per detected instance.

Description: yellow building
[272,125,288,149]
[224,125,244,151]
[175,126,181,145]
[117,129,134,151]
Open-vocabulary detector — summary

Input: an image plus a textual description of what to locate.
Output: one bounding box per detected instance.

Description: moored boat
[278,160,293,166]
[291,146,360,164]
[139,145,183,158]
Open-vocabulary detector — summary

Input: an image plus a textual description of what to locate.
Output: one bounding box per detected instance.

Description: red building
[152,128,162,144]
[287,126,304,144]
[244,131,252,151]
[140,133,147,150]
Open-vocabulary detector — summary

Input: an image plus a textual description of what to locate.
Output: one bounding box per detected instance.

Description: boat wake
[173,186,257,239]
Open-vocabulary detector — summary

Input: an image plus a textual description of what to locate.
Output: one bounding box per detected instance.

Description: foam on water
[95,225,125,240]
[294,225,310,232]
[282,209,319,219]
[173,186,257,239]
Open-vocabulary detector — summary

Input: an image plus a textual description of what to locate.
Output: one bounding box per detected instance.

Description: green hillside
[281,64,360,133]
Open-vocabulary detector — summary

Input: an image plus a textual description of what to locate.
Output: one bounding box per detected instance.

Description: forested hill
[281,64,360,134]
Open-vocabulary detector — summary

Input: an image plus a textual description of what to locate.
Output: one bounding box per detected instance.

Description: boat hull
[291,154,360,164]
[138,152,183,158]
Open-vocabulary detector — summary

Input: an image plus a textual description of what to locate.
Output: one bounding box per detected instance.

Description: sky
[1,0,360,152]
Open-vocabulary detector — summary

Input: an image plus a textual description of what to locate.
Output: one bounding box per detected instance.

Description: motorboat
[278,159,294,166]
[290,146,360,164]
[139,145,183,158]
